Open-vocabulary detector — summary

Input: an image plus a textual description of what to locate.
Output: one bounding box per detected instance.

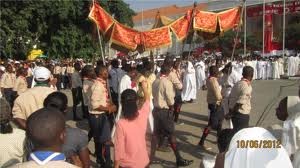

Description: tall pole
[96,26,106,66]
[244,0,247,57]
[282,0,286,60]
[262,0,265,57]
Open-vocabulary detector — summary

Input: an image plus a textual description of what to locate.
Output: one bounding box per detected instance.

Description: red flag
[88,3,114,34]
[170,10,192,41]
[218,7,241,33]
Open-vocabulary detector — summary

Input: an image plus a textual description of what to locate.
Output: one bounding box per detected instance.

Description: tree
[285,15,300,51]
[0,0,135,60]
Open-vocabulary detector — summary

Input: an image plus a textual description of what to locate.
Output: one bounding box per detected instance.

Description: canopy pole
[244,0,247,57]
[282,0,286,61]
[181,2,197,58]
[96,26,106,66]
[230,1,245,61]
[262,0,265,57]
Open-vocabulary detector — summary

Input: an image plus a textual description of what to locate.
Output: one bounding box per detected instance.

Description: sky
[124,0,208,12]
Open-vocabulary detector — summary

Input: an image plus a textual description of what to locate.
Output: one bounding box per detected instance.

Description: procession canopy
[88,2,242,53]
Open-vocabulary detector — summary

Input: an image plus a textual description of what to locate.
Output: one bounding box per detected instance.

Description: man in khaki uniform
[0,64,16,107]
[228,66,253,132]
[88,65,116,167]
[152,65,193,167]
[12,67,55,130]
[199,66,223,148]
[13,67,28,96]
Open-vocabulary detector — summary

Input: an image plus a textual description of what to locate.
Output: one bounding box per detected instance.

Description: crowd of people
[0,53,299,168]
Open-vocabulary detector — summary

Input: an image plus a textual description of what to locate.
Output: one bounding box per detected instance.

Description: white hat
[0,66,5,71]
[34,67,51,81]
[15,61,20,64]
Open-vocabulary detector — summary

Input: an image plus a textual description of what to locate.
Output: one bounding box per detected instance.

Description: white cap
[0,66,5,71]
[15,61,20,64]
[34,67,51,81]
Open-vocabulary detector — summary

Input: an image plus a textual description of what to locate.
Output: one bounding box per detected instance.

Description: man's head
[209,66,219,77]
[26,108,66,150]
[111,59,119,69]
[163,55,174,67]
[95,65,108,80]
[17,67,28,77]
[6,64,13,73]
[44,92,68,113]
[276,97,288,121]
[74,62,81,72]
[217,129,235,153]
[160,64,172,76]
[81,65,96,79]
[242,66,254,81]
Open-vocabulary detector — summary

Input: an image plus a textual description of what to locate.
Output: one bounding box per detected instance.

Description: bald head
[26,108,65,150]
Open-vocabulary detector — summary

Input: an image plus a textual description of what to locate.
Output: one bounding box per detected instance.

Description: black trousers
[232,111,249,133]
[208,103,224,130]
[71,87,84,118]
[3,88,14,107]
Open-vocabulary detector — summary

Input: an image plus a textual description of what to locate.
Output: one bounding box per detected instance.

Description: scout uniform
[13,76,28,95]
[0,71,16,107]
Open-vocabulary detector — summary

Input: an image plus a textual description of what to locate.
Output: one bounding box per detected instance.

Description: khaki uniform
[89,78,108,114]
[0,72,16,88]
[168,70,183,90]
[13,76,28,95]
[12,86,55,120]
[66,66,74,74]
[229,79,252,114]
[152,76,175,109]
[10,160,79,168]
[53,66,61,75]
[206,77,222,105]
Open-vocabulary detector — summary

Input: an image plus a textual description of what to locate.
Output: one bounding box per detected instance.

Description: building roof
[133,3,207,23]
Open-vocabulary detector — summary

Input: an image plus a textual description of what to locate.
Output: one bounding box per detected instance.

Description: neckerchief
[29,151,66,165]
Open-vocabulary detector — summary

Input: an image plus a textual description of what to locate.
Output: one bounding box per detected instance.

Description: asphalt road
[64,79,300,168]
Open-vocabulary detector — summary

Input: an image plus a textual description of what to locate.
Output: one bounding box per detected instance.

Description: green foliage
[0,0,135,60]
[286,15,300,51]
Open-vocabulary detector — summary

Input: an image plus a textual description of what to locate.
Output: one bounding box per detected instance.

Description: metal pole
[282,0,286,60]
[262,0,265,57]
[96,26,106,66]
[244,0,247,57]
[231,2,245,61]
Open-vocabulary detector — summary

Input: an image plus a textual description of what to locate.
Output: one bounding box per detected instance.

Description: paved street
[64,79,299,168]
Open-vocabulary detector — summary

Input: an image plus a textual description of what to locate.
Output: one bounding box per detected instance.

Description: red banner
[88,3,114,34]
[170,10,192,41]
[141,26,172,50]
[218,7,241,33]
[194,11,218,33]
[111,23,141,51]
[247,1,300,17]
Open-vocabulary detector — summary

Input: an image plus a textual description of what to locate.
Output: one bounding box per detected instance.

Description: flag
[88,3,114,34]
[141,26,172,50]
[194,10,218,33]
[218,7,241,33]
[111,23,141,51]
[170,10,193,41]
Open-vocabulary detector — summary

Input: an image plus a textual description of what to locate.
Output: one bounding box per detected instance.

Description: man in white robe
[181,60,197,102]
[278,57,285,76]
[266,59,273,79]
[251,58,258,80]
[195,59,206,90]
[257,59,266,80]
[272,58,280,79]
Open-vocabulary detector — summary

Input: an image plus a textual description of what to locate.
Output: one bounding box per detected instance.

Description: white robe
[251,60,258,80]
[272,61,280,79]
[111,74,136,139]
[195,61,206,89]
[233,62,244,79]
[287,56,300,76]
[266,61,273,79]
[257,61,266,80]
[278,58,285,76]
[181,61,197,101]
